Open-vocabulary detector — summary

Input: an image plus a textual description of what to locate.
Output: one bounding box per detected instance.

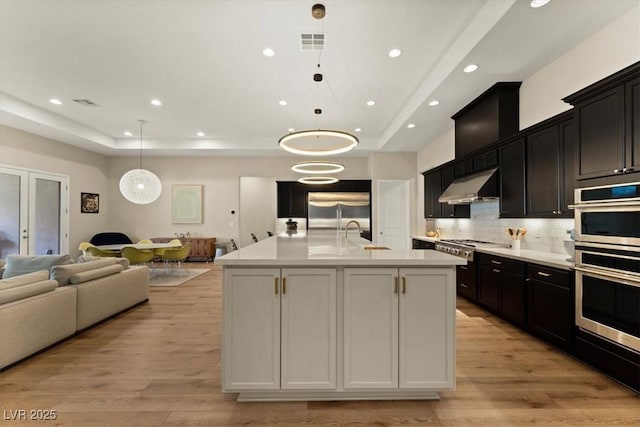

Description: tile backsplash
[433,201,574,256]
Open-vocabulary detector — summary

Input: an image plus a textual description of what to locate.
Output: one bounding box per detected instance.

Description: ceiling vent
[300,33,325,50]
[72,98,99,107]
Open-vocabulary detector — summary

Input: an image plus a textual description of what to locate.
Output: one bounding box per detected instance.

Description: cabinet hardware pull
[460,266,468,270]
[493,269,501,273]
[402,277,406,294]
[283,277,287,294]
[552,210,558,214]
[537,272,551,277]
[614,169,620,173]
[274,277,279,295]
[460,283,468,288]
[491,260,502,265]
[526,278,531,282]
[623,168,627,173]
[394,277,398,294]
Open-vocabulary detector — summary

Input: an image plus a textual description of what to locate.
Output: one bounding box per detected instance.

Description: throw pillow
[51,258,119,286]
[0,270,50,290]
[2,254,72,279]
[69,264,124,284]
[0,279,58,305]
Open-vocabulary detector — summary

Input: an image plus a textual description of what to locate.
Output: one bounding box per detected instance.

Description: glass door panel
[32,176,62,255]
[0,167,28,257]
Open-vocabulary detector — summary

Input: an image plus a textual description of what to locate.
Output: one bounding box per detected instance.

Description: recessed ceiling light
[530,0,551,8]
[150,98,162,106]
[197,132,205,137]
[429,100,440,106]
[123,131,133,136]
[407,123,416,129]
[279,100,288,106]
[463,64,479,73]
[366,100,376,106]
[354,128,362,132]
[262,48,275,57]
[288,128,295,132]
[49,98,62,105]
[388,48,402,58]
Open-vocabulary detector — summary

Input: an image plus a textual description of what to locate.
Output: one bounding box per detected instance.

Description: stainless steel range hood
[438,168,498,204]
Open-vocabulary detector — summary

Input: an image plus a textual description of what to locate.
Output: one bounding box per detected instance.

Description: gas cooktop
[435,239,505,260]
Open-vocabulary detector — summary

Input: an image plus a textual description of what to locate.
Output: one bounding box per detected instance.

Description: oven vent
[72,99,99,107]
[300,33,325,50]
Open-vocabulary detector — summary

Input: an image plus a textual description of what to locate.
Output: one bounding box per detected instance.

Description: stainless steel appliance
[572,182,640,352]
[434,239,506,261]
[307,192,370,232]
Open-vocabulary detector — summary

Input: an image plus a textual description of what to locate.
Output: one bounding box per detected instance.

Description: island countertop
[217,230,465,267]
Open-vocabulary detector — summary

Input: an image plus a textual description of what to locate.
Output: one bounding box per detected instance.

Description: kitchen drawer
[526,264,571,287]
[457,277,476,300]
[476,253,525,275]
[457,261,476,280]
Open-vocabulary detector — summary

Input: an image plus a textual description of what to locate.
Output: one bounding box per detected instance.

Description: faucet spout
[345,220,362,239]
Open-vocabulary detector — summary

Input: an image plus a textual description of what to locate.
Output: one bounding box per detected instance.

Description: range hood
[438,168,498,204]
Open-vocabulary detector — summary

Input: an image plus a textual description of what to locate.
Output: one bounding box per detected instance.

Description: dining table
[95,242,182,252]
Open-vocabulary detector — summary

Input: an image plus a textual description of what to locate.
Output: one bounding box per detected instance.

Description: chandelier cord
[138,119,146,169]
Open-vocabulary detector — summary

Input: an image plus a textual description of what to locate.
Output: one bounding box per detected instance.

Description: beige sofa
[0,259,149,370]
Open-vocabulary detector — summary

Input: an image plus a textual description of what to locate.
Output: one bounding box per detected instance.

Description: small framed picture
[81,192,99,213]
[172,184,203,224]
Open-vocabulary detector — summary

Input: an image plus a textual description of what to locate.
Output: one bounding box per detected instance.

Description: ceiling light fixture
[429,100,440,106]
[262,48,275,57]
[298,176,338,185]
[463,64,479,73]
[291,161,345,174]
[354,128,362,132]
[197,131,205,137]
[277,3,358,160]
[366,100,376,106]
[150,98,162,106]
[49,98,62,105]
[407,123,416,129]
[530,0,551,8]
[119,119,162,204]
[124,131,133,136]
[388,48,402,58]
[279,100,288,106]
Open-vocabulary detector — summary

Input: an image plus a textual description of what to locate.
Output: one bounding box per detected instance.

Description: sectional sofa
[0,256,149,370]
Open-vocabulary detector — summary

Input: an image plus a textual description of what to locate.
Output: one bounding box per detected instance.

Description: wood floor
[1,264,638,426]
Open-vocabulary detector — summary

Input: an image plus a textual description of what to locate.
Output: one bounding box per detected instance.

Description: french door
[0,165,69,257]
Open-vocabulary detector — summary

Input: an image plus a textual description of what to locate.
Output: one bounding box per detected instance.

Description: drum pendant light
[119,120,162,204]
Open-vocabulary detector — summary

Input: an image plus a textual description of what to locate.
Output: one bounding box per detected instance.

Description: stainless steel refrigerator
[307,192,370,232]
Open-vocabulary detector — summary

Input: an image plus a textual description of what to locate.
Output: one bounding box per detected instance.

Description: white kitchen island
[216,231,465,401]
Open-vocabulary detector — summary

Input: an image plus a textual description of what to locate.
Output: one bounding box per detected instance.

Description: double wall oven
[572,182,640,352]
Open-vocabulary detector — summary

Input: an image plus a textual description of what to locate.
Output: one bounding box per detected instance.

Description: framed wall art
[172,184,203,224]
[81,192,99,213]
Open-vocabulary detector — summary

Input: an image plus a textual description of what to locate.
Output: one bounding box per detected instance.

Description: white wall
[0,125,110,257]
[239,176,276,247]
[520,5,640,129]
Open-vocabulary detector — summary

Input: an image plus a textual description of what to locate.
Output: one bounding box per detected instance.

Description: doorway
[0,165,69,258]
[377,180,410,250]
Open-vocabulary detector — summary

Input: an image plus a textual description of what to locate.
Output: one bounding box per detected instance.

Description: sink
[363,245,390,250]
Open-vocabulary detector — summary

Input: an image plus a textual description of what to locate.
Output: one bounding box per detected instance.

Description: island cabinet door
[223,268,281,391]
[399,268,455,389]
[343,268,399,389]
[280,268,337,389]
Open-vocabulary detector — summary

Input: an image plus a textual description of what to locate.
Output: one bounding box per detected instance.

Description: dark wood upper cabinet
[423,170,441,219]
[563,61,639,181]
[626,76,640,173]
[561,119,576,213]
[276,181,307,218]
[499,139,526,218]
[440,165,455,218]
[452,82,521,159]
[527,126,561,217]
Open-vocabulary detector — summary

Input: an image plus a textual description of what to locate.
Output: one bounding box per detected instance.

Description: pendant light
[119,119,162,204]
[278,3,358,158]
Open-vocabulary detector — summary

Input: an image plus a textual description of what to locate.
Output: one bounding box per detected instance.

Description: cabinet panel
[561,120,576,215]
[223,268,281,390]
[527,127,561,217]
[500,270,527,326]
[281,269,336,389]
[423,171,441,219]
[576,86,625,179]
[529,278,573,351]
[626,77,640,172]
[499,139,526,217]
[399,268,454,389]
[478,264,500,311]
[440,165,455,218]
[456,261,476,300]
[343,268,398,389]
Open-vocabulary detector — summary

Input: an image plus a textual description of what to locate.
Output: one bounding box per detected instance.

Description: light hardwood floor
[1,264,638,426]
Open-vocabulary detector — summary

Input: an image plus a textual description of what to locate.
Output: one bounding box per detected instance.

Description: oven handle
[574,266,640,288]
[570,200,640,208]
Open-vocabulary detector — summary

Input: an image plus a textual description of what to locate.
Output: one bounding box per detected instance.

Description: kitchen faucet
[345,220,362,239]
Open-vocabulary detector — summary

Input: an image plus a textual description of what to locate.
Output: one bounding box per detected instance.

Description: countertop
[218,231,466,267]
[412,235,574,270]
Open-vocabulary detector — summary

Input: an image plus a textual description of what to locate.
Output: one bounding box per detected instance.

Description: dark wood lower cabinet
[528,265,574,351]
[500,270,527,325]
[456,260,477,300]
[478,264,500,311]
[477,253,526,326]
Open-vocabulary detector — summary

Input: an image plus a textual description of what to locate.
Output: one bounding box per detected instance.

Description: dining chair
[78,241,95,256]
[137,239,153,245]
[161,242,192,276]
[120,247,157,274]
[230,239,239,251]
[86,246,120,257]
[251,233,259,243]
[152,238,183,258]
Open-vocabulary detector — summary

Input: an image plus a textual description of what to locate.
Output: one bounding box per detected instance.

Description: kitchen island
[216,231,465,401]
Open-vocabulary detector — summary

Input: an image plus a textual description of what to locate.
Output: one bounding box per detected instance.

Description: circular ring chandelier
[279,130,358,156]
[297,176,339,185]
[291,161,345,174]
